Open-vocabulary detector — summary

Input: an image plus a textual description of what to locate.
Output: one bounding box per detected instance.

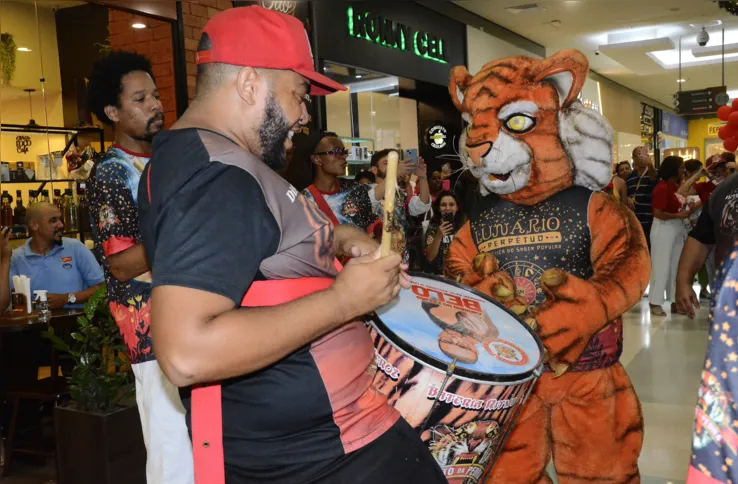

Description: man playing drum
[137,6,447,484]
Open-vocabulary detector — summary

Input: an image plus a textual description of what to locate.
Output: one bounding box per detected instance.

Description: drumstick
[380,150,399,257]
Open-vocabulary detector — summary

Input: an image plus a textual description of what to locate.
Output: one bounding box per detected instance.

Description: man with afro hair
[87,50,194,484]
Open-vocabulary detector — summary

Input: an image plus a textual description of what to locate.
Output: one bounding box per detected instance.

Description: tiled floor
[2,292,712,484]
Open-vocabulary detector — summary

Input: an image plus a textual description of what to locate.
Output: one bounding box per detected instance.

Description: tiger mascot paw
[534,269,609,370]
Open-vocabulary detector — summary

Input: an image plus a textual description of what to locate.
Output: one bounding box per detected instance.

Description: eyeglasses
[315,148,349,157]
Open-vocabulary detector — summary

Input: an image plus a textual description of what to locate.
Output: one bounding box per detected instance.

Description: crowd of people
[605,147,736,317]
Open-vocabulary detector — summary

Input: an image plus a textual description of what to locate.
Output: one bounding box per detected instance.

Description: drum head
[372,273,543,382]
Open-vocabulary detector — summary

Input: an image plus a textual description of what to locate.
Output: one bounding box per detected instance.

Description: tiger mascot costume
[445,49,651,483]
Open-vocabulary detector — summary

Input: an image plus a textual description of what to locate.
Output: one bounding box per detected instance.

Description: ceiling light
[132,23,146,29]
[505,3,546,14]
[17,47,31,52]
[677,79,686,83]
[356,75,362,78]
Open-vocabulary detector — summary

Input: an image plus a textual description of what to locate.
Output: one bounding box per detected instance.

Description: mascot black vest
[470,186,594,308]
[470,187,622,371]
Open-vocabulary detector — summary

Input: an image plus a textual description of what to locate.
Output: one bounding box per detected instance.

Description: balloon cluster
[717,100,738,152]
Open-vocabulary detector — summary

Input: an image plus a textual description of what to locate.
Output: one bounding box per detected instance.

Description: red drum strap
[192,262,341,484]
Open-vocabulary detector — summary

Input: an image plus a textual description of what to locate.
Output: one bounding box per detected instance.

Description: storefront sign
[427,124,448,149]
[708,122,727,137]
[661,112,689,139]
[347,7,447,64]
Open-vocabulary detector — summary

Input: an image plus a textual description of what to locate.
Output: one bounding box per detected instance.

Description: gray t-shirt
[690,173,738,266]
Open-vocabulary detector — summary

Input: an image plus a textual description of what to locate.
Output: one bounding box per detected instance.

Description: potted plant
[44,287,146,484]
[0,33,16,85]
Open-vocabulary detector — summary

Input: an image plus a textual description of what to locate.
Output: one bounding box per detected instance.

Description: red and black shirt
[138,129,398,475]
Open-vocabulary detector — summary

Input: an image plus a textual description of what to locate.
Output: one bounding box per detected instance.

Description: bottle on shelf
[14,190,26,227]
[41,190,50,203]
[1,191,14,227]
[63,189,78,232]
[77,183,91,233]
[53,189,64,212]
[28,190,38,204]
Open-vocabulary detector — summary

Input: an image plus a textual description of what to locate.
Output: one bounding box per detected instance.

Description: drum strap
[307,184,341,227]
[191,264,341,484]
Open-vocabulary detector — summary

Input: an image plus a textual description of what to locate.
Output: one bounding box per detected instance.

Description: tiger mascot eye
[445,49,651,483]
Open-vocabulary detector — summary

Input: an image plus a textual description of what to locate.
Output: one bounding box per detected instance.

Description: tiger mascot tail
[446,49,650,483]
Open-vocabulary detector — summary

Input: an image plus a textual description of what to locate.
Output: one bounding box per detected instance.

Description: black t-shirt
[690,173,738,266]
[138,129,398,474]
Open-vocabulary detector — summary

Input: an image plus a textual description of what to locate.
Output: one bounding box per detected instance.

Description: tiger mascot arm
[535,192,651,371]
[445,223,529,315]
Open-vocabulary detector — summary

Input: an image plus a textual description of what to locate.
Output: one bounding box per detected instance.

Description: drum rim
[370,272,545,383]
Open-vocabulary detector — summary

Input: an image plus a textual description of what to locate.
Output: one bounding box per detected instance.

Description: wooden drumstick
[380,150,399,257]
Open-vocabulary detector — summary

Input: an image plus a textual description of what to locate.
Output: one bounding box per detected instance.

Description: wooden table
[0,309,84,333]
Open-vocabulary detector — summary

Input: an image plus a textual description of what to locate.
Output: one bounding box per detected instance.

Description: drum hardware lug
[420,357,458,433]
[534,366,543,377]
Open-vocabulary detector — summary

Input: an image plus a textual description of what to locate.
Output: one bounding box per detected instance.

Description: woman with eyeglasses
[302,132,380,234]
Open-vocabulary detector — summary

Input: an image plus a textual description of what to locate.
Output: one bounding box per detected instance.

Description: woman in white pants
[649,156,695,316]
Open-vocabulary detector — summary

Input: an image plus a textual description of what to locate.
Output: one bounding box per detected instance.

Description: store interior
[321,61,463,180]
[0,0,176,249]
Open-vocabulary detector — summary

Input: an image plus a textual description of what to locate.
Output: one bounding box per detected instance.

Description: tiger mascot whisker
[445,49,651,484]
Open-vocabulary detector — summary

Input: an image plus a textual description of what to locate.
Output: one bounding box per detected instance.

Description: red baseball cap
[195,6,346,96]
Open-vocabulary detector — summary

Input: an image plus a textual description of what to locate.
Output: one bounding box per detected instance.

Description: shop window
[0,1,176,248]
[325,62,425,177]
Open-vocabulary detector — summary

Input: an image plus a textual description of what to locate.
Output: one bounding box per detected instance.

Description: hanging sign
[347,7,447,64]
[675,86,727,116]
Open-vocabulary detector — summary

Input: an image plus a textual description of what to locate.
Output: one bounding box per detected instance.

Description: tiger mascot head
[449,49,613,206]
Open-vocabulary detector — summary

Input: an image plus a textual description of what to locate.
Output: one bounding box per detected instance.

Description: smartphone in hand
[404,149,419,173]
[441,211,454,228]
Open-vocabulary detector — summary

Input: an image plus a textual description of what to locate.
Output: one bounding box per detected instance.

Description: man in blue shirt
[9,202,104,308]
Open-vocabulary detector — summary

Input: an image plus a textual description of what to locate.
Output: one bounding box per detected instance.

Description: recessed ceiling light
[132,23,146,29]
[356,75,362,78]
[677,79,686,83]
[17,47,31,52]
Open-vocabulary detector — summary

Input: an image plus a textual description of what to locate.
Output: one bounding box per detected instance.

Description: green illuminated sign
[347,7,447,64]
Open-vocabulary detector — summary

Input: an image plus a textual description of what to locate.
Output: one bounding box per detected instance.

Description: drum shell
[369,325,538,484]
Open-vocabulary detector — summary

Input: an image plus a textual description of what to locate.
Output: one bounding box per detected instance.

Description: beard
[136,112,165,142]
[259,90,292,171]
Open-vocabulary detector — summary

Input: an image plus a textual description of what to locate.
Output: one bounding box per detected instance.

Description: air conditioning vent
[505,3,547,14]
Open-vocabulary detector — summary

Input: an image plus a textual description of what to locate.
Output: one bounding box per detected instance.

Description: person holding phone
[424,191,465,275]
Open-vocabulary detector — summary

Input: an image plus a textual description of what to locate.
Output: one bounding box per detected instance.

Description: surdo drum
[368,274,543,483]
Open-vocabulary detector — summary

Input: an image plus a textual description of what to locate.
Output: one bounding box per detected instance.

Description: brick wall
[108,9,177,128]
[181,0,232,101]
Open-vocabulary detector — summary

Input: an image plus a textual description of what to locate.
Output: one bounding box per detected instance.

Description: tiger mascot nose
[466,141,493,166]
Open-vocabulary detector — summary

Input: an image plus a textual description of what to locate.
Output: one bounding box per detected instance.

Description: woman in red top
[649,156,695,316]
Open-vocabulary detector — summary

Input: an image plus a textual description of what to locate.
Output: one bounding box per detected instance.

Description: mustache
[146,112,164,130]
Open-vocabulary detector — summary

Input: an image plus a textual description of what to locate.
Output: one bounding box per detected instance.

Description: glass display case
[340,136,375,178]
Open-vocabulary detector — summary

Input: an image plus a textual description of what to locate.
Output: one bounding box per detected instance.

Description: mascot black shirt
[470,187,594,307]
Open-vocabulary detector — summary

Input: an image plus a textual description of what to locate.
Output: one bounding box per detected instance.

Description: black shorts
[225,417,447,484]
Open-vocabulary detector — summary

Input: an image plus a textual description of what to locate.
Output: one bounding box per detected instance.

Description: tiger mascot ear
[449,66,473,113]
[533,49,589,108]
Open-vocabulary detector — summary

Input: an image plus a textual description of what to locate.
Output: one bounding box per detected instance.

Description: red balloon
[718,105,733,121]
[719,125,734,140]
[732,99,738,111]
[728,111,738,128]
[724,137,738,152]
